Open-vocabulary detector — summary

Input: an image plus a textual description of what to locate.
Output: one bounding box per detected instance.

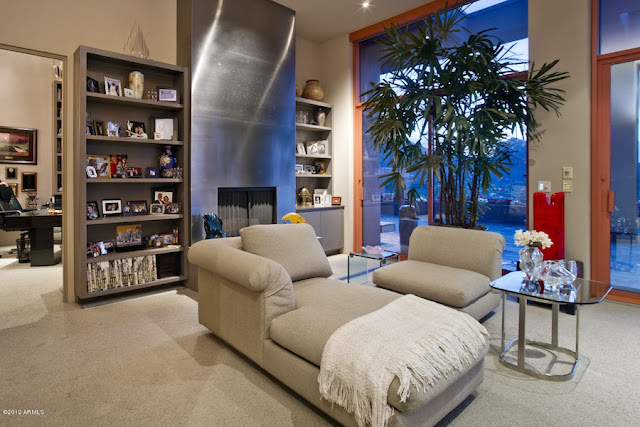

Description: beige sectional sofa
[188,224,489,426]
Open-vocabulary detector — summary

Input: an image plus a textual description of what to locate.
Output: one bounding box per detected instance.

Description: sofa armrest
[188,238,292,296]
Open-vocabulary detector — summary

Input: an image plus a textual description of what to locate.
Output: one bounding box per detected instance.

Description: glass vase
[519,245,543,281]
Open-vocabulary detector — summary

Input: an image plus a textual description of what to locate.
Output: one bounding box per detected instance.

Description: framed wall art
[21,172,37,192]
[0,127,37,164]
[5,166,17,179]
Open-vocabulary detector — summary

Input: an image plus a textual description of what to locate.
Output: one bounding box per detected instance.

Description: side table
[348,251,399,283]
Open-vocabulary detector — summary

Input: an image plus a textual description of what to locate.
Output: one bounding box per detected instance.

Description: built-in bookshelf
[53,80,63,194]
[73,46,190,300]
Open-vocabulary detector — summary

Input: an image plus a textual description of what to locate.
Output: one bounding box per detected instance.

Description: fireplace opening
[218,187,277,237]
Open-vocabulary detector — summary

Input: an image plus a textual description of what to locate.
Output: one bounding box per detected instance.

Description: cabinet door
[320,209,344,252]
[301,211,322,239]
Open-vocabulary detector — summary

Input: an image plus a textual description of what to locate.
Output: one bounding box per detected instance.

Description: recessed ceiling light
[362,1,371,8]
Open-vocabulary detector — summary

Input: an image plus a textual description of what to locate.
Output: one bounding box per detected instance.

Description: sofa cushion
[269,277,400,366]
[240,224,332,282]
[372,260,491,308]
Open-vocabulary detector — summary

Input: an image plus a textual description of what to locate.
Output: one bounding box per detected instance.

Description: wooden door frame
[591,1,640,304]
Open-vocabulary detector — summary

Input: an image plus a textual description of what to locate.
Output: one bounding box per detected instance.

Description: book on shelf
[87,255,157,293]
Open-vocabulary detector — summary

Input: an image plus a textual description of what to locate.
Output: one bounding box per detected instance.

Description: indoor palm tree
[362,6,569,228]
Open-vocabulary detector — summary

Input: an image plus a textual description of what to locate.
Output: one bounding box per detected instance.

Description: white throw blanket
[318,294,489,427]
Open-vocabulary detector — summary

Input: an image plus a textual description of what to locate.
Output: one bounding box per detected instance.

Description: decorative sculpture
[203,212,226,239]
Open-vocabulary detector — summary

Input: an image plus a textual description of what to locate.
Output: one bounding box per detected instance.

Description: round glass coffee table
[490,271,612,381]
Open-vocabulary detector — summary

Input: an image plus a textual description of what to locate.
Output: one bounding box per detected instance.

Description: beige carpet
[1,257,639,426]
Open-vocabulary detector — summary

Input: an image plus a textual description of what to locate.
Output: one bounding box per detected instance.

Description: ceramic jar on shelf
[302,79,324,101]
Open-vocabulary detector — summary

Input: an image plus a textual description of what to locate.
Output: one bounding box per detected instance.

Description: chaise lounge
[188,224,490,426]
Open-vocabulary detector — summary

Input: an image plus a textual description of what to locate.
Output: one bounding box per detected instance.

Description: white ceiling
[272,0,434,42]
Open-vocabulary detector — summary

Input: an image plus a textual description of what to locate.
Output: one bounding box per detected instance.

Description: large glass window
[600,0,640,55]
[359,0,528,269]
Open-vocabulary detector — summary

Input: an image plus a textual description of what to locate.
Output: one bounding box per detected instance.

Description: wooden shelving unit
[73,46,190,300]
[53,80,63,194]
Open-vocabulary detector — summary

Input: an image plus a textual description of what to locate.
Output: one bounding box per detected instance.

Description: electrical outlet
[562,180,572,192]
[537,181,551,192]
[562,166,573,179]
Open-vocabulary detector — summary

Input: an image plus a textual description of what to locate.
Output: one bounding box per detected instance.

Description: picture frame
[313,194,323,207]
[123,88,135,98]
[313,160,326,174]
[317,140,328,155]
[101,199,122,216]
[157,87,179,103]
[0,126,37,164]
[126,121,148,139]
[93,120,105,136]
[5,166,17,179]
[165,203,180,214]
[295,164,304,174]
[129,200,148,215]
[109,154,128,178]
[306,141,319,155]
[21,172,37,192]
[122,204,132,216]
[86,77,100,93]
[150,203,165,215]
[85,123,95,135]
[296,142,306,155]
[153,118,175,141]
[331,196,342,206]
[323,194,332,207]
[304,165,313,174]
[86,155,111,178]
[104,77,122,96]
[153,132,161,140]
[153,189,174,205]
[106,122,120,137]
[8,183,17,195]
[116,224,142,250]
[125,167,142,178]
[86,201,100,220]
[146,167,158,178]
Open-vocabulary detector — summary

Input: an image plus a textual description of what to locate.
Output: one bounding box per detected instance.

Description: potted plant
[362,6,569,229]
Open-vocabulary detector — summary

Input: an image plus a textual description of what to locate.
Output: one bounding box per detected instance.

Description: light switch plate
[562,166,573,179]
[562,180,572,192]
[537,181,551,192]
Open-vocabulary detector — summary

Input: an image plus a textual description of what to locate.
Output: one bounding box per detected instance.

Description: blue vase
[159,146,177,178]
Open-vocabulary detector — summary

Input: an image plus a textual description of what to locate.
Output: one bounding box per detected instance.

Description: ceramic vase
[302,79,324,101]
[519,245,543,281]
[159,145,177,178]
[129,71,144,99]
[315,108,326,126]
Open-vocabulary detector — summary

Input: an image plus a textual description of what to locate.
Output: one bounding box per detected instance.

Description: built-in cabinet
[294,97,343,254]
[73,46,190,300]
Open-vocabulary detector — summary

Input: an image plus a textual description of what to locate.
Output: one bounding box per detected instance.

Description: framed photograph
[106,122,120,137]
[104,77,122,96]
[165,203,180,214]
[146,167,158,178]
[0,126,37,164]
[86,155,111,178]
[129,200,148,215]
[126,121,147,139]
[89,243,102,258]
[87,77,100,93]
[296,142,306,155]
[21,172,37,192]
[116,224,142,249]
[153,132,161,140]
[153,189,174,205]
[332,196,342,206]
[122,204,132,216]
[125,167,142,178]
[313,194,323,206]
[304,165,313,174]
[93,120,105,136]
[306,141,319,155]
[109,154,128,178]
[150,203,165,215]
[8,183,17,195]
[323,194,332,207]
[157,87,178,102]
[123,88,135,98]
[86,201,100,220]
[295,164,303,174]
[5,166,17,179]
[85,123,95,135]
[153,118,175,141]
[160,234,173,245]
[317,140,328,155]
[313,160,326,174]
[101,199,122,216]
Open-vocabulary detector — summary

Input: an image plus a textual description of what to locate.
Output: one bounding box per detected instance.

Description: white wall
[529,0,591,275]
[296,37,322,89]
[0,50,59,246]
[0,0,177,301]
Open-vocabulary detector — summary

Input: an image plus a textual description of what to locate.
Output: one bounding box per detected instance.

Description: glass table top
[491,271,612,305]
[349,250,399,261]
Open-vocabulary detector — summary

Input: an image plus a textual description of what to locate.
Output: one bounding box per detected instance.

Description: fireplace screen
[218,187,276,237]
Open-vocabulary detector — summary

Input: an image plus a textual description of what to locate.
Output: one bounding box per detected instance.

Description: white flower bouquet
[514,229,553,249]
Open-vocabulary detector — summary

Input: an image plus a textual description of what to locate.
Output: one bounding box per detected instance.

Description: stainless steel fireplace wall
[178,0,296,243]
[218,187,276,237]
